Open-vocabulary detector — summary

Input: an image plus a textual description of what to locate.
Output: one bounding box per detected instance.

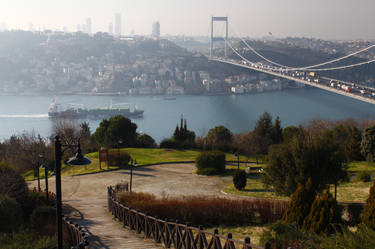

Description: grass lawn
[24,148,253,181]
[347,161,375,173]
[223,162,374,203]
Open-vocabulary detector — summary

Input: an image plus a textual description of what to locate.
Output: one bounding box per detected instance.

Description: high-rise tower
[152,21,160,39]
[115,13,121,36]
[86,18,92,34]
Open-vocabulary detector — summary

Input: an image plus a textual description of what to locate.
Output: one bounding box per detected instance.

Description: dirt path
[30,164,224,249]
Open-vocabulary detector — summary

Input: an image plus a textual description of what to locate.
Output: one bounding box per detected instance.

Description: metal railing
[108,185,272,249]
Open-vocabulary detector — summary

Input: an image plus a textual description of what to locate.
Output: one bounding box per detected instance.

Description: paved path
[30,164,224,249]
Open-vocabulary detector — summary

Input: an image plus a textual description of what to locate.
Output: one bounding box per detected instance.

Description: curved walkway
[30,163,224,249]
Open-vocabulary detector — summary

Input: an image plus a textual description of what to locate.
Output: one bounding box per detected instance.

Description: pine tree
[282,178,316,227]
[272,116,283,144]
[302,189,341,234]
[362,180,375,229]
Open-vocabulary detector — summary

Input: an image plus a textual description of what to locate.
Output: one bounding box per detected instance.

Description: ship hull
[48,109,144,119]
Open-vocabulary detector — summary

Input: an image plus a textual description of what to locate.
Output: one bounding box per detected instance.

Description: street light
[54,135,91,249]
[234,151,240,170]
[39,154,49,200]
[118,139,123,165]
[129,159,137,192]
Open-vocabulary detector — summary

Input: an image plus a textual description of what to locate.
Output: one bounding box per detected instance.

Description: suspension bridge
[208,16,375,105]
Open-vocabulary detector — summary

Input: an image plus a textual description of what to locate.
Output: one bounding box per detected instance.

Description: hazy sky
[0,0,374,40]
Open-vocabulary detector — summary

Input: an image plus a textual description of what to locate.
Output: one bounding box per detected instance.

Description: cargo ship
[48,100,144,119]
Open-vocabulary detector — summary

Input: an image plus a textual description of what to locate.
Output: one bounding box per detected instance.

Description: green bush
[302,190,341,234]
[108,151,131,168]
[0,164,28,202]
[20,190,54,222]
[357,171,372,182]
[362,180,375,229]
[260,221,319,249]
[196,168,219,176]
[233,170,247,190]
[283,178,316,227]
[320,225,375,249]
[30,206,56,235]
[0,229,68,249]
[0,194,23,233]
[195,150,226,175]
[137,133,157,148]
[160,138,179,149]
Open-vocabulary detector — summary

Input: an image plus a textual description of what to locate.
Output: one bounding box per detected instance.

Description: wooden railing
[108,186,272,249]
[63,216,90,249]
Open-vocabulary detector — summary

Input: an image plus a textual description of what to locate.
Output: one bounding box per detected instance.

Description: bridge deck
[211,58,375,105]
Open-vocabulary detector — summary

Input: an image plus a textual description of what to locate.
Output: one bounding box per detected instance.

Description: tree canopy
[92,115,138,148]
[263,130,347,196]
[361,125,375,162]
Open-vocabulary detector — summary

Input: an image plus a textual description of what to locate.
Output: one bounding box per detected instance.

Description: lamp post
[129,159,137,192]
[118,139,123,165]
[39,154,49,200]
[54,135,91,249]
[234,151,240,170]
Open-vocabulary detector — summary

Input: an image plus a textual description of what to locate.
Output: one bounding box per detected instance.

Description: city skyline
[0,0,374,40]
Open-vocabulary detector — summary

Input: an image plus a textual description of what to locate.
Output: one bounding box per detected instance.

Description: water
[0,88,374,142]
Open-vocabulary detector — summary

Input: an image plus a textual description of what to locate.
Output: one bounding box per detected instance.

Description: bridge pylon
[210,16,228,58]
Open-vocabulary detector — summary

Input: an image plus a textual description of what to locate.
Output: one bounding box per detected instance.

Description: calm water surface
[0,88,374,142]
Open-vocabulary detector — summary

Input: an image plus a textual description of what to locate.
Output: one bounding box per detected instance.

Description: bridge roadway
[211,58,375,105]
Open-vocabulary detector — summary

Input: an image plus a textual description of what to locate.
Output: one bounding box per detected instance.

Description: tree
[252,112,274,154]
[362,180,375,229]
[282,178,316,227]
[0,164,28,202]
[137,133,157,148]
[263,131,347,196]
[206,125,233,151]
[271,116,283,144]
[282,126,300,143]
[172,116,196,148]
[92,115,138,148]
[361,125,375,162]
[302,189,341,234]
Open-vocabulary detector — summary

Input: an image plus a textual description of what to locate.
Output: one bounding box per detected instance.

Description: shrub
[233,170,247,190]
[137,133,157,148]
[260,221,319,249]
[108,151,131,168]
[283,178,316,227]
[357,171,372,182]
[0,164,28,202]
[196,168,219,176]
[195,150,225,175]
[320,224,375,249]
[0,229,64,249]
[160,138,179,149]
[362,180,375,229]
[30,206,56,235]
[20,190,54,222]
[0,194,23,233]
[302,190,341,234]
[118,191,287,227]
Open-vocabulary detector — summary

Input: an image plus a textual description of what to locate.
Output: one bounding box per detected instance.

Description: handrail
[107,185,273,249]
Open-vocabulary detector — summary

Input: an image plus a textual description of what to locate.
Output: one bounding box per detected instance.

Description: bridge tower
[210,16,228,58]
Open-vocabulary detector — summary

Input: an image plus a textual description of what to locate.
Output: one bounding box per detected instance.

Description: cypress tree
[282,178,316,227]
[362,180,375,229]
[302,189,341,234]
